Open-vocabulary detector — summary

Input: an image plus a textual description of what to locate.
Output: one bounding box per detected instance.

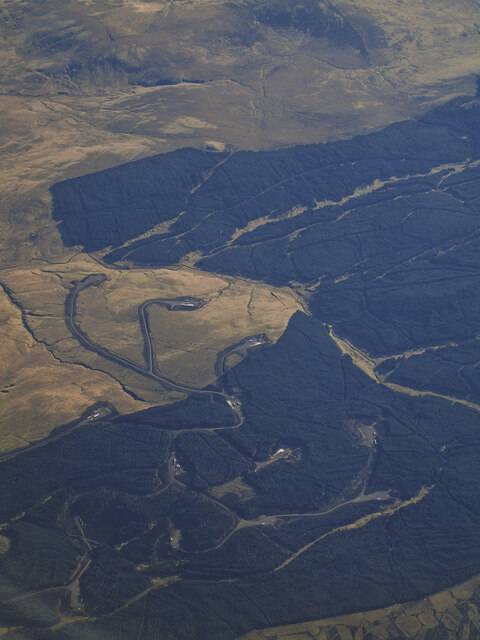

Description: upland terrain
[1,1,480,639]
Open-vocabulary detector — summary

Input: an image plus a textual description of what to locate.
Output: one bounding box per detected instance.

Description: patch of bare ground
[0,284,148,453]
[209,476,256,502]
[254,447,301,473]
[0,254,300,450]
[0,534,10,555]
[1,259,165,405]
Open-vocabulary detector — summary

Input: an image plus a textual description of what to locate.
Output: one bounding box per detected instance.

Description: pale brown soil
[0,254,300,450]
[0,285,147,453]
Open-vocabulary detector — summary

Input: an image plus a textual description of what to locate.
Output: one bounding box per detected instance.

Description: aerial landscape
[1,1,480,638]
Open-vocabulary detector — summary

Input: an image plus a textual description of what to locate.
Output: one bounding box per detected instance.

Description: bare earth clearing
[0,254,300,451]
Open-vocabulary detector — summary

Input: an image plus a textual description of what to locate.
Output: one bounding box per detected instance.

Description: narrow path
[328,325,480,414]
[170,491,392,557]
[137,296,205,374]
[65,274,235,404]
[272,486,433,573]
[0,277,255,463]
